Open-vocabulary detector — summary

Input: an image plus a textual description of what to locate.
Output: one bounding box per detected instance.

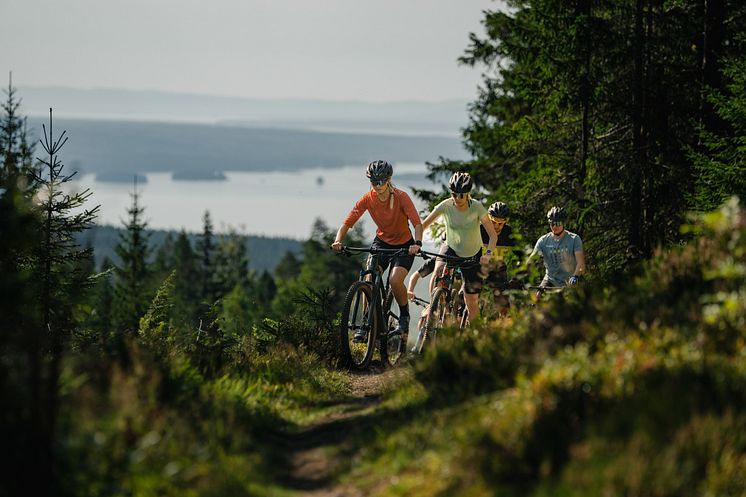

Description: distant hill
[19,86,469,137]
[23,117,468,181]
[77,225,303,274]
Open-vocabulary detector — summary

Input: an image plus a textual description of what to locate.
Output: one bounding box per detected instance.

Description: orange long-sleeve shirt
[343,188,422,245]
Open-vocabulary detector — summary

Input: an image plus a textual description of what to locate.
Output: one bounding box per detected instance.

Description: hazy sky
[2,0,499,102]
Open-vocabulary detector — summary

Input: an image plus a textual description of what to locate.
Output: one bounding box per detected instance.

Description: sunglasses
[490,217,508,224]
[370,178,388,187]
[451,192,468,200]
[549,221,564,227]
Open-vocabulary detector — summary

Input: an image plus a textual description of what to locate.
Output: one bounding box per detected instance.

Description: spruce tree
[427,0,746,276]
[274,251,301,281]
[690,37,746,209]
[214,229,252,297]
[112,178,153,333]
[172,230,200,325]
[89,257,115,340]
[0,129,42,495]
[153,232,175,278]
[196,210,217,304]
[31,108,98,494]
[0,73,35,184]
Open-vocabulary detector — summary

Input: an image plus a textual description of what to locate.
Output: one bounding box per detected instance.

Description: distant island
[172,170,227,181]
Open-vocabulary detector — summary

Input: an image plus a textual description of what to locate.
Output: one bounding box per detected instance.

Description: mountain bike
[411,250,479,354]
[338,246,411,370]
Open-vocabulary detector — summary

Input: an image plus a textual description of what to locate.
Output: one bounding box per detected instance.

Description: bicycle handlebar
[418,249,481,267]
[411,296,430,307]
[338,246,411,257]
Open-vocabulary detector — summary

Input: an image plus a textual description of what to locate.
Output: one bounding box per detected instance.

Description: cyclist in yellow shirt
[421,172,496,322]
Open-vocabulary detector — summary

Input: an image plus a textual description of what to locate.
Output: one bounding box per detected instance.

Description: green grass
[53,199,746,496]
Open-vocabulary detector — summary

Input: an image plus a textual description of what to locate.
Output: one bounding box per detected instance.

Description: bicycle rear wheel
[421,287,449,351]
[380,289,404,366]
[340,281,377,369]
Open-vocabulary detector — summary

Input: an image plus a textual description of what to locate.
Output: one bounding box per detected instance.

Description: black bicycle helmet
[547,206,567,223]
[488,201,510,219]
[365,160,393,181]
[449,172,473,193]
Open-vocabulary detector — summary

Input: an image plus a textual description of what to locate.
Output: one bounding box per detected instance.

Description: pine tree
[274,251,301,281]
[31,108,98,494]
[171,230,200,325]
[153,232,175,279]
[139,270,176,353]
[196,210,217,304]
[427,0,746,276]
[112,178,153,333]
[0,73,35,185]
[0,131,42,495]
[690,37,746,209]
[255,270,277,305]
[214,229,252,297]
[89,257,115,340]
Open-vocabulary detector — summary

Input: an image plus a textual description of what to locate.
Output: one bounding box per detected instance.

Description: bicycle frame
[353,266,389,334]
[339,246,411,368]
[348,245,407,331]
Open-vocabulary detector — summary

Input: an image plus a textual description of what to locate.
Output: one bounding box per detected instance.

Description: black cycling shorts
[366,237,415,272]
[445,246,484,294]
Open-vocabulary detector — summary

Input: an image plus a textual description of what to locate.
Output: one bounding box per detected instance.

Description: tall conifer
[196,210,217,304]
[112,178,152,333]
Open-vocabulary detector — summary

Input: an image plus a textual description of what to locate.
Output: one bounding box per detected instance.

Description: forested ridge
[20,116,468,181]
[77,224,303,274]
[2,1,746,495]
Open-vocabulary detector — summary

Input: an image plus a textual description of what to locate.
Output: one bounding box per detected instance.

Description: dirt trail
[278,366,405,497]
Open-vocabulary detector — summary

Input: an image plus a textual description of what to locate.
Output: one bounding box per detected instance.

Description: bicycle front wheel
[340,281,377,370]
[422,287,449,351]
[380,289,404,367]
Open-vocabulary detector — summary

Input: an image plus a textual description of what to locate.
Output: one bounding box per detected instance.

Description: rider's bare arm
[421,209,442,231]
[574,250,585,276]
[480,214,497,264]
[407,272,421,300]
[331,224,351,251]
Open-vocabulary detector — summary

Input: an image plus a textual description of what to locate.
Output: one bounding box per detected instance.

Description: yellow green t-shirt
[432,198,487,257]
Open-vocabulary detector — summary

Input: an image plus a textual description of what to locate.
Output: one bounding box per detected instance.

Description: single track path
[275,365,405,496]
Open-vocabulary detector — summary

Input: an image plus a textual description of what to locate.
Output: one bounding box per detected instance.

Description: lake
[65,162,441,240]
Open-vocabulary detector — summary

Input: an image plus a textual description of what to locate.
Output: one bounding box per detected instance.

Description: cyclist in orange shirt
[331,160,423,341]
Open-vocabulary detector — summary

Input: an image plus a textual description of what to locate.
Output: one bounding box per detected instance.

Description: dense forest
[76,225,302,274]
[1,1,745,495]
